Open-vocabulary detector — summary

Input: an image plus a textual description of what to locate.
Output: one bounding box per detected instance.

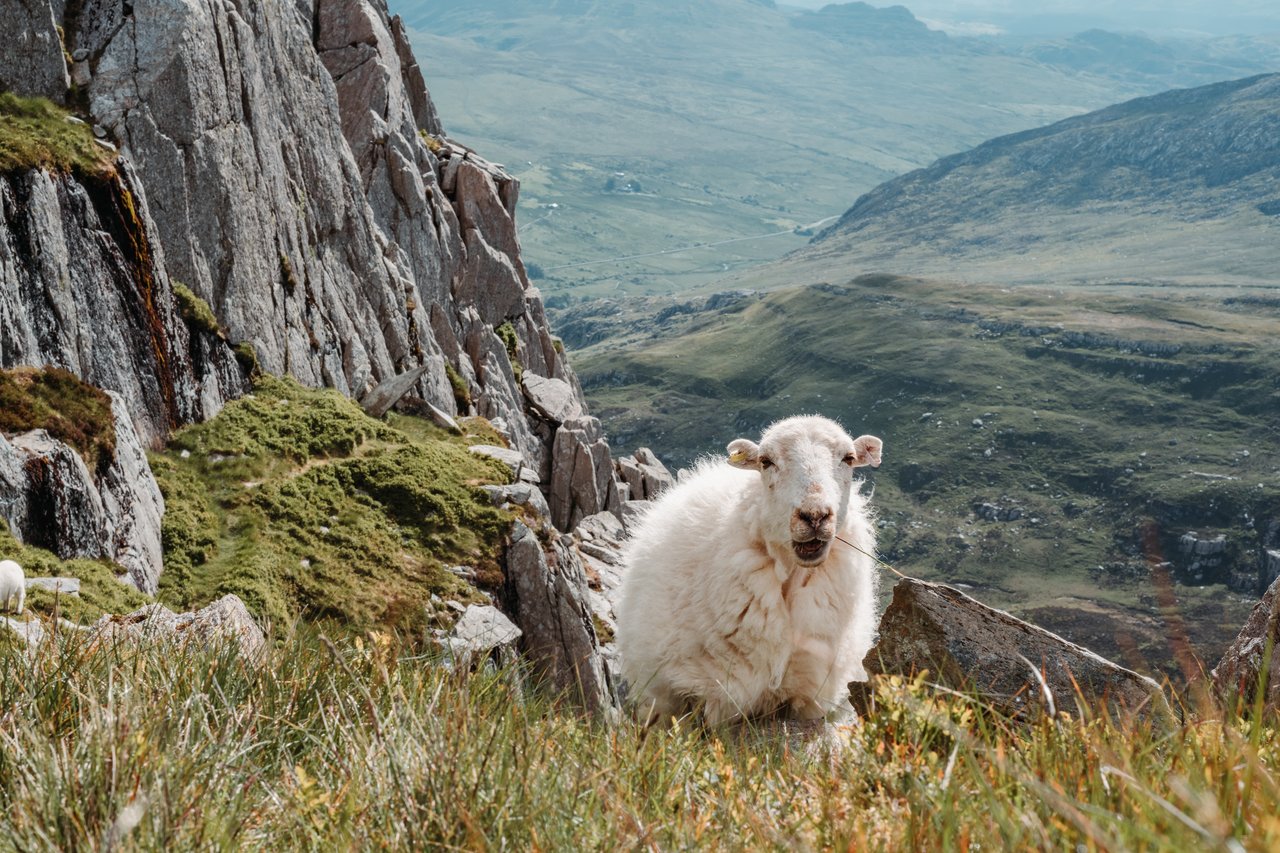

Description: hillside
[570,276,1280,676]
[394,0,1169,299]
[395,0,1280,299]
[727,73,1280,290]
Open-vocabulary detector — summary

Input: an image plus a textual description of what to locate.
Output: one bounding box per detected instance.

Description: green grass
[0,92,115,176]
[0,366,118,474]
[573,277,1280,678]
[0,524,149,624]
[0,629,1276,848]
[151,376,513,631]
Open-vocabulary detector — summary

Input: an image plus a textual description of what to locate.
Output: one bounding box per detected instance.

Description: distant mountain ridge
[755,72,1280,288]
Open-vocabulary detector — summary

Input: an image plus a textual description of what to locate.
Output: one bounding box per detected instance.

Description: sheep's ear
[726,439,760,470]
[851,435,883,468]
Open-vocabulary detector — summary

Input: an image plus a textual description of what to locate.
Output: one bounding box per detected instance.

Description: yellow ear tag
[729,450,748,464]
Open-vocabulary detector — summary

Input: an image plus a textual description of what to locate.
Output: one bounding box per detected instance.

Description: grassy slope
[1,630,1277,848]
[2,376,514,634]
[152,376,512,632]
[572,276,1280,677]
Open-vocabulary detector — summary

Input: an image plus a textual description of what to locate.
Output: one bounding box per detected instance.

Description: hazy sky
[783,1,1280,36]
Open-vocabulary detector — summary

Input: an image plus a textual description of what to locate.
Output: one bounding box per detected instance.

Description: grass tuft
[0,631,1275,848]
[0,93,116,176]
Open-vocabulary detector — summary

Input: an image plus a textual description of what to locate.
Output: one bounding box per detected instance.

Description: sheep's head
[728,416,881,566]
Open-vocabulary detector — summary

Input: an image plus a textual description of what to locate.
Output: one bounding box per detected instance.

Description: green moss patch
[172,282,224,337]
[496,321,524,383]
[0,526,150,624]
[0,93,115,177]
[0,367,117,473]
[154,376,513,632]
[445,361,472,411]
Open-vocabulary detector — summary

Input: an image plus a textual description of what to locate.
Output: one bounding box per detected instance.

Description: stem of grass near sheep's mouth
[833,534,911,580]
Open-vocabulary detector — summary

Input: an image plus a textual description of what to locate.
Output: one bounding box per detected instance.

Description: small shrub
[495,321,523,383]
[445,361,472,412]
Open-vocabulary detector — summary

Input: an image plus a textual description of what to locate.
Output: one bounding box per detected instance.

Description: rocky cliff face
[1,163,246,445]
[4,0,622,525]
[3,0,633,706]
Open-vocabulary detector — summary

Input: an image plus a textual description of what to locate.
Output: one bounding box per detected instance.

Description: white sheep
[616,415,883,726]
[0,559,25,615]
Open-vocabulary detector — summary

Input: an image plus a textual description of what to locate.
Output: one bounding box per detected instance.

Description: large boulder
[503,520,615,715]
[864,578,1172,720]
[88,594,266,665]
[1211,574,1280,713]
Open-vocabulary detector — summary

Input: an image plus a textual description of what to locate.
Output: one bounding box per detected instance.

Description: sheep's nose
[796,508,832,531]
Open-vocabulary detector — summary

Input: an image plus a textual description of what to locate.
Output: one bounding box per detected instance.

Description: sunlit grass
[1,630,1275,849]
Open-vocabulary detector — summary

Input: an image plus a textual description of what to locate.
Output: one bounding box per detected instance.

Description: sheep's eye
[842,453,856,466]
[759,457,774,470]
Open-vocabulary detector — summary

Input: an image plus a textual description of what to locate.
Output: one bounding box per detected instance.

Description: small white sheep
[616,415,883,726]
[0,559,25,615]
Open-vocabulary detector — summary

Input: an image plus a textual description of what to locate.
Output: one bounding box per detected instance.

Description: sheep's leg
[16,585,23,616]
[788,697,828,720]
[634,685,683,727]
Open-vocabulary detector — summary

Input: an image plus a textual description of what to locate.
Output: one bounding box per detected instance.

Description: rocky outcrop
[443,603,523,669]
[0,393,165,593]
[615,448,673,502]
[548,417,622,532]
[503,520,615,715]
[4,0,644,709]
[5,0,622,532]
[1212,574,1280,713]
[0,163,246,446]
[88,594,266,665]
[0,0,69,101]
[864,578,1172,719]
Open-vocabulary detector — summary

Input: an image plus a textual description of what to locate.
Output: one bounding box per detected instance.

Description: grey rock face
[45,0,625,533]
[96,392,166,592]
[0,0,70,101]
[0,165,245,445]
[616,447,674,502]
[445,603,523,667]
[549,417,621,532]
[89,594,266,664]
[1212,573,1280,713]
[504,520,614,715]
[0,393,166,593]
[864,578,1172,720]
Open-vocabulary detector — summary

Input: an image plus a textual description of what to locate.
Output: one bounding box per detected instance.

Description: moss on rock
[172,282,223,338]
[0,366,117,473]
[153,376,514,632]
[0,93,116,177]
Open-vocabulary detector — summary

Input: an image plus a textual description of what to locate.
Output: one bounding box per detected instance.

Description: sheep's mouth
[792,539,830,563]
